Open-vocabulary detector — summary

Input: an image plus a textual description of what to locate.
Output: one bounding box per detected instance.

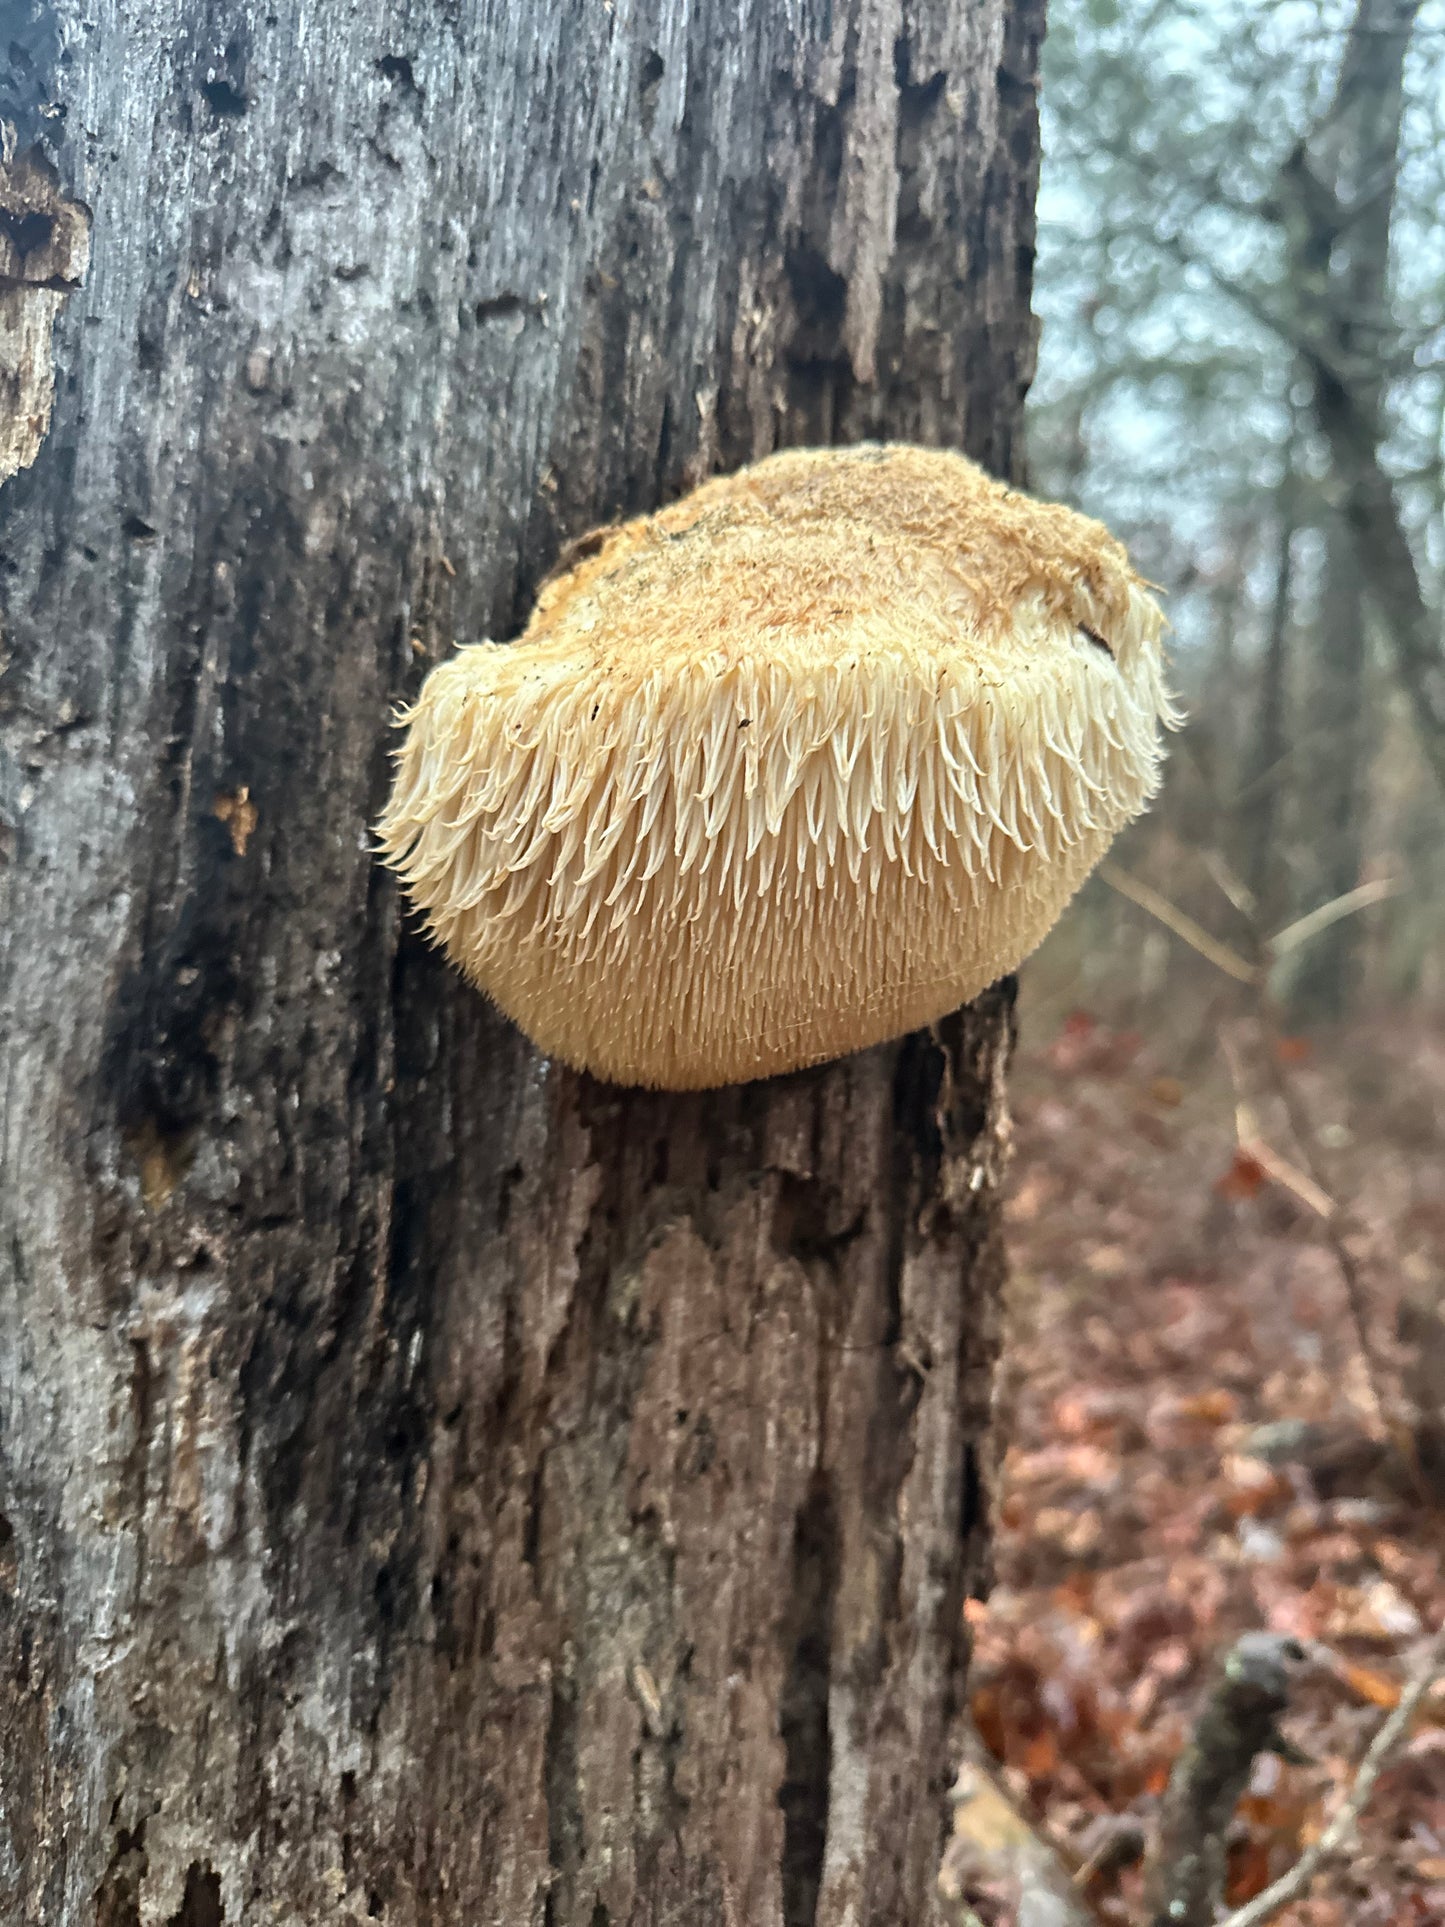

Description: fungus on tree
[378,443,1176,1089]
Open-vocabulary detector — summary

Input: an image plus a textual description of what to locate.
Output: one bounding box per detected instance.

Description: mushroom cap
[378,443,1174,1089]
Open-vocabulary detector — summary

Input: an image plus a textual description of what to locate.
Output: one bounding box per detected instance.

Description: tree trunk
[1278,0,1440,801]
[0,4,1042,1923]
[1265,0,1423,1015]
[1288,512,1369,1022]
[1240,449,1298,935]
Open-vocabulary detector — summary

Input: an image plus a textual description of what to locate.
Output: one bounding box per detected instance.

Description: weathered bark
[0,3,1042,1923]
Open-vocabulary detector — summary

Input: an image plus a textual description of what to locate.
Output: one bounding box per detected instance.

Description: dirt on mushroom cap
[377,443,1177,1089]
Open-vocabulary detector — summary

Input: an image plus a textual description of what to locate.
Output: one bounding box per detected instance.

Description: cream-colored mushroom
[378,443,1176,1089]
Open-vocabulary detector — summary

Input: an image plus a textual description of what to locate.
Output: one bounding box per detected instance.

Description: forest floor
[974,997,1445,1925]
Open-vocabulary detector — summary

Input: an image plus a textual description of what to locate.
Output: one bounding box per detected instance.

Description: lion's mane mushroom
[378,443,1176,1089]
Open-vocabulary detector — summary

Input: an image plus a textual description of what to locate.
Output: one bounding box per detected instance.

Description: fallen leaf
[1183,1388,1240,1424]
[1336,1658,1403,1708]
[1216,1150,1267,1200]
[1274,1035,1313,1064]
[1226,1837,1274,1904]
[1326,1580,1424,1642]
[1021,1728,1060,1779]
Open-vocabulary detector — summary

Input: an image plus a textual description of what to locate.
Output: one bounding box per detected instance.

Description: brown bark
[0,2,1042,1922]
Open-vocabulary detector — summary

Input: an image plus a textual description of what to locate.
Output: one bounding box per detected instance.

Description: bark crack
[778,1477,839,1927]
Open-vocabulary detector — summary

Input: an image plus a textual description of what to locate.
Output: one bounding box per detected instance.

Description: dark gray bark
[0,2,1042,1922]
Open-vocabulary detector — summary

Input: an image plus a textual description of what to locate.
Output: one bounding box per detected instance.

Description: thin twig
[1240,1134,1334,1220]
[1106,863,1398,1433]
[1251,1019,1392,1433]
[1217,1033,1335,1219]
[1267,875,1403,958]
[1201,848,1258,920]
[1218,1626,1445,1927]
[1099,863,1257,983]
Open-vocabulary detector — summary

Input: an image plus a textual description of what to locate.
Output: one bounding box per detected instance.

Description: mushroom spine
[378,443,1177,1089]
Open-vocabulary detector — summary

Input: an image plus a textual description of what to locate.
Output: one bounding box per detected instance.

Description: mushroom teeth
[378,443,1176,1089]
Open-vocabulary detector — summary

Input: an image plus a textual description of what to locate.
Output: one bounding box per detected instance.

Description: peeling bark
[0,2,1042,1921]
[0,131,90,481]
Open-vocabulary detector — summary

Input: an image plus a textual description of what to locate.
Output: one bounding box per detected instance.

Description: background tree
[0,2,1044,1922]
[1028,0,1445,1022]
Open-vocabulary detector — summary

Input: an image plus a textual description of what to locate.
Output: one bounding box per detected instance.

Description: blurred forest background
[1027,0,1445,1026]
[977,4,1445,1921]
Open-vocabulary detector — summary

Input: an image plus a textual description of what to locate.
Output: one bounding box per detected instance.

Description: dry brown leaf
[1172,1388,1241,1425]
[1225,1837,1275,1905]
[1336,1659,1404,1709]
[1216,1149,1267,1199]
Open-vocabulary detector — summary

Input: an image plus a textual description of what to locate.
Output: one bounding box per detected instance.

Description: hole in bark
[778,1478,838,1927]
[960,1442,984,1567]
[544,1663,582,1923]
[496,1160,524,1229]
[374,1561,397,1621]
[522,1459,545,1567]
[896,48,946,126]
[772,1172,865,1265]
[165,1863,223,1927]
[94,1824,147,1927]
[785,246,847,346]
[377,53,420,98]
[638,48,664,129]
[0,1512,14,1592]
[0,205,55,259]
[474,292,526,323]
[201,78,247,117]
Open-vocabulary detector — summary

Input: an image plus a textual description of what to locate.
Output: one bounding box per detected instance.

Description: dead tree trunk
[1240,440,1298,936]
[1277,0,1439,809]
[1289,510,1370,1021]
[0,4,1042,1922]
